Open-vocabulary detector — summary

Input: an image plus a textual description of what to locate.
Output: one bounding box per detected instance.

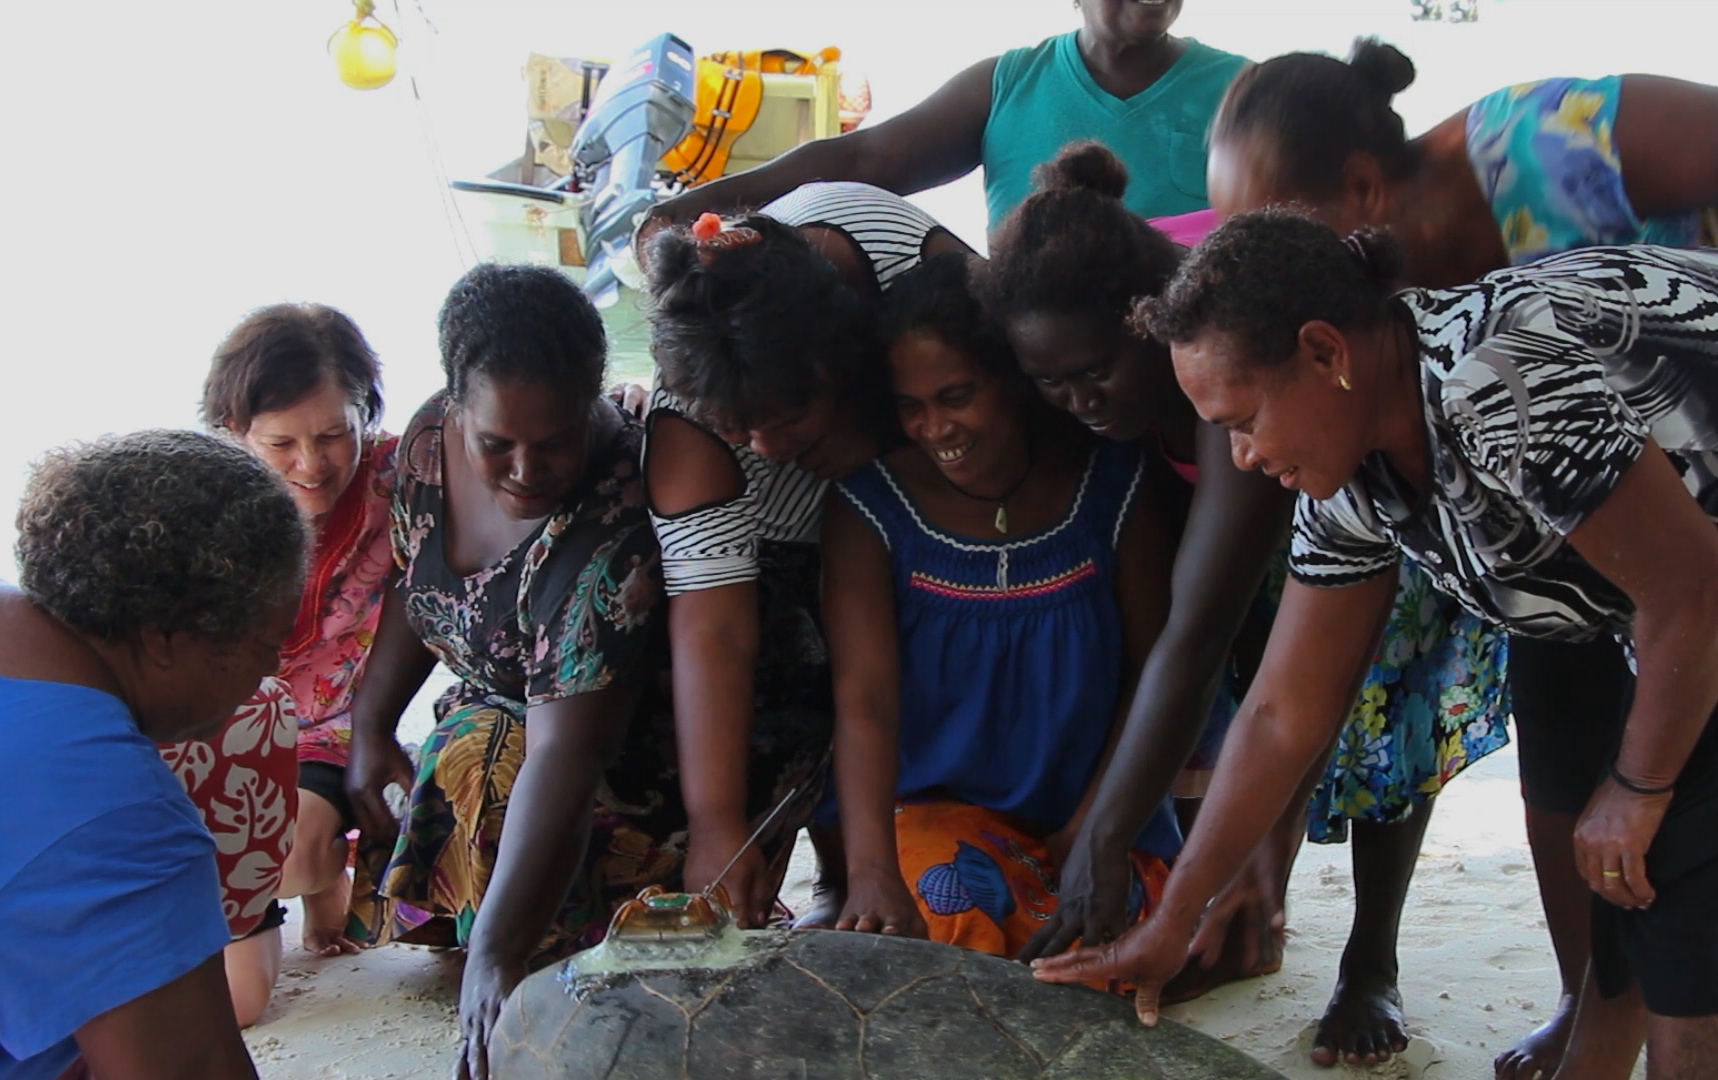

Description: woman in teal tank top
[1206,38,1718,1080]
[645,0,1247,234]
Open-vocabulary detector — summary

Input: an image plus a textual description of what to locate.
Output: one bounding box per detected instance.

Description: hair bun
[1346,38,1415,99]
[1343,227,1406,284]
[1034,140,1130,200]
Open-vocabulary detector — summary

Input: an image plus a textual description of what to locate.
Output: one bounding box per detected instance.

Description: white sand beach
[243,734,1644,1080]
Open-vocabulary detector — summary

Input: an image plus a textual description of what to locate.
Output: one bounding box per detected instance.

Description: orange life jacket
[661,47,841,187]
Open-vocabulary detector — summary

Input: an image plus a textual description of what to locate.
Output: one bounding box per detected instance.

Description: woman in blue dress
[818,253,1182,956]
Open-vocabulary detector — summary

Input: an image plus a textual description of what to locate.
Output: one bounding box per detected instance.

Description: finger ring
[1602,870,1623,879]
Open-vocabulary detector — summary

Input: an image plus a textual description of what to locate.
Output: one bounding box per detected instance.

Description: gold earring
[1338,375,1353,391]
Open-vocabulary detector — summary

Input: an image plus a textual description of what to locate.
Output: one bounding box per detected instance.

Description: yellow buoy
[329,0,397,90]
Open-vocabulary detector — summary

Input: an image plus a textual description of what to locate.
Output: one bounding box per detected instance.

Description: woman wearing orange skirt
[817,253,1180,959]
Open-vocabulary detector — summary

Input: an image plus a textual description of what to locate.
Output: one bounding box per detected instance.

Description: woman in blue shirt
[821,253,1182,953]
[0,430,305,1080]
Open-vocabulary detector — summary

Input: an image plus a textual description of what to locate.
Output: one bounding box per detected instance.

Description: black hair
[976,141,1184,328]
[1136,207,1404,368]
[437,263,608,404]
[202,303,383,433]
[1212,38,1419,198]
[17,430,306,643]
[646,214,871,429]
[877,253,1018,377]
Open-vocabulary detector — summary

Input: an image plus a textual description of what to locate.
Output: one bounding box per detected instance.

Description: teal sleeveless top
[981,33,1248,227]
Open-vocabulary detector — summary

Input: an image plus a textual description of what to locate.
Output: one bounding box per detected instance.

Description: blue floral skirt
[1306,559,1510,843]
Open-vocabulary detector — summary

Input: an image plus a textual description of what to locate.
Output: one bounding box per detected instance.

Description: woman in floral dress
[343,264,673,1080]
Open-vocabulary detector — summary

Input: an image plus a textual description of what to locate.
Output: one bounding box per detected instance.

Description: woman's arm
[1616,74,1718,218]
[644,413,777,926]
[345,581,438,842]
[820,491,923,936]
[644,58,997,231]
[1046,464,1178,863]
[1564,441,1718,909]
[457,685,639,1080]
[77,952,258,1080]
[1033,569,1399,1020]
[1020,424,1295,960]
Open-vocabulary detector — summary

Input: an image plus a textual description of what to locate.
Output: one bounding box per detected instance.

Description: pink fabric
[1164,455,1201,486]
[288,437,399,769]
[1148,208,1219,248]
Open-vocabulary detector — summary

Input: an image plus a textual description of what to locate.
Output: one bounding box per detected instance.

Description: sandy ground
[243,730,1645,1080]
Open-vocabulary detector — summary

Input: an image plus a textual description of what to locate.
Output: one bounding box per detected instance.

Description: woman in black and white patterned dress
[1033,210,1718,1079]
[639,184,974,929]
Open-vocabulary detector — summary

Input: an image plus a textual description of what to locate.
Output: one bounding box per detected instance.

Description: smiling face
[1171,327,1372,500]
[889,332,1027,489]
[239,377,365,524]
[457,373,593,521]
[1081,0,1185,48]
[1007,309,1161,442]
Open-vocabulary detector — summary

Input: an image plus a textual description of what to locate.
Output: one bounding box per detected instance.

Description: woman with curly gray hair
[0,428,304,1080]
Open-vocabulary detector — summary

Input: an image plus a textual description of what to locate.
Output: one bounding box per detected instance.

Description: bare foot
[1311,971,1408,1067]
[792,883,846,930]
[302,870,362,956]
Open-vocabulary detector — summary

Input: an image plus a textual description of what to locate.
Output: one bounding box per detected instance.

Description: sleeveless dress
[983,34,1247,226]
[836,440,1179,958]
[645,182,946,900]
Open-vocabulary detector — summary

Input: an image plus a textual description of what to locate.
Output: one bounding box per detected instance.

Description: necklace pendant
[994,504,1008,534]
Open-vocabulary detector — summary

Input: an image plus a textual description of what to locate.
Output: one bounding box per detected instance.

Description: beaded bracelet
[1609,762,1676,797]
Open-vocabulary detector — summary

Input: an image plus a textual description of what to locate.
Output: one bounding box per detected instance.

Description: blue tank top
[837,441,1182,859]
[981,34,1249,228]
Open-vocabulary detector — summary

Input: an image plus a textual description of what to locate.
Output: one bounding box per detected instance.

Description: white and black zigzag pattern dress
[1292,245,1718,642]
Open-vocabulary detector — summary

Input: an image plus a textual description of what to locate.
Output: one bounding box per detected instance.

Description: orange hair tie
[691,212,725,242]
[690,213,764,264]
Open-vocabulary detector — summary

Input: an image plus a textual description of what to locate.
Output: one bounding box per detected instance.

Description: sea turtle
[491,885,1288,1079]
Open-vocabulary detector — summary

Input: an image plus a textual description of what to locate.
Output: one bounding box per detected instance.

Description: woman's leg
[1312,572,1510,1066]
[223,924,284,1028]
[1312,799,1435,1067]
[795,822,848,929]
[279,789,360,955]
[1505,634,1636,1080]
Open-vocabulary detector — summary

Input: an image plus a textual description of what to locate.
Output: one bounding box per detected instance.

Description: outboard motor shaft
[571,33,697,305]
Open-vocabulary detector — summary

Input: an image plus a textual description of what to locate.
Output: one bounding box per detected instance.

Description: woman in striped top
[642,182,972,927]
[1036,213,1718,1080]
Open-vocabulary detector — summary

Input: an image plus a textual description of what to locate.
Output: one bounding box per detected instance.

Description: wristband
[1609,762,1675,796]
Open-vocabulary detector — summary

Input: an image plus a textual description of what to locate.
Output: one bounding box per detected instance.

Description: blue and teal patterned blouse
[1467,75,1718,264]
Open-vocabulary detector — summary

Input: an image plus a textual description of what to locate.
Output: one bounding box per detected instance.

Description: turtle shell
[491,929,1287,1079]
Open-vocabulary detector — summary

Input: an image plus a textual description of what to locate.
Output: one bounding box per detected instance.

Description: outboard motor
[570,33,697,305]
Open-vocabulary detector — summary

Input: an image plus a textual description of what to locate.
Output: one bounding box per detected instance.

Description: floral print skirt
[898,800,1169,969]
[348,682,833,958]
[159,676,300,939]
[1306,559,1510,843]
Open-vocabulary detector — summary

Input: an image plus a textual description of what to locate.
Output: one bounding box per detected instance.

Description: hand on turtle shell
[834,871,928,938]
[1016,832,1132,963]
[684,826,776,928]
[455,952,526,1080]
[1030,910,1195,1026]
